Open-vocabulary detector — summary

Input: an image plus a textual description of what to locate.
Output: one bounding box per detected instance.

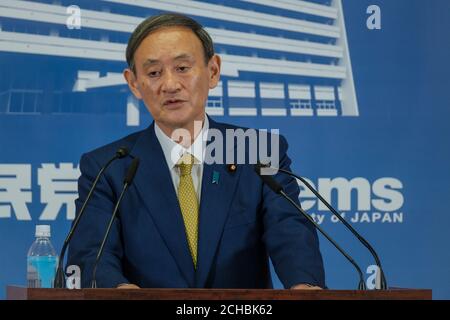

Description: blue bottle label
[27,256,58,288]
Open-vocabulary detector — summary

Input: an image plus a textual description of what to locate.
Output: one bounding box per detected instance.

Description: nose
[161,70,181,94]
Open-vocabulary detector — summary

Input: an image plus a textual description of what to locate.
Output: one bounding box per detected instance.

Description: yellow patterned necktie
[176,153,199,268]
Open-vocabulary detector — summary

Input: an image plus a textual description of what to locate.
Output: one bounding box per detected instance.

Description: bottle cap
[35,225,51,237]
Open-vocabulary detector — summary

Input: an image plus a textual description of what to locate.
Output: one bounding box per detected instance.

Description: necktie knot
[177,153,195,176]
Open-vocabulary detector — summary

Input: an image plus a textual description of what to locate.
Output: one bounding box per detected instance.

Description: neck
[157,115,205,148]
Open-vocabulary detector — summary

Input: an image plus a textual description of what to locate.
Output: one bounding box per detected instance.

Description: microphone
[254,164,367,290]
[262,164,387,290]
[54,147,129,288]
[282,168,387,289]
[90,157,140,288]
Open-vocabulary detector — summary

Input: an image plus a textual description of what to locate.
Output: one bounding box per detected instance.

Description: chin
[163,110,194,128]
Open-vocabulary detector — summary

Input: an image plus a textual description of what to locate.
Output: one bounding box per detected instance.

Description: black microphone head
[255,162,270,175]
[116,147,129,159]
[255,161,278,176]
[254,164,283,194]
[124,158,140,184]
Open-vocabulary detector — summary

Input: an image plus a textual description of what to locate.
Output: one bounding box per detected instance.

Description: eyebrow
[142,54,194,68]
[173,53,193,61]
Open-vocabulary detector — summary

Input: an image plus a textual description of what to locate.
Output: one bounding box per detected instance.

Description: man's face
[124,26,221,134]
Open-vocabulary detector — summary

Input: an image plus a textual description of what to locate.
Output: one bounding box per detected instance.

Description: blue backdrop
[0,0,449,299]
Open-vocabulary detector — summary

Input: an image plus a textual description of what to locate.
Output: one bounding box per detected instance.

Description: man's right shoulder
[80,128,147,164]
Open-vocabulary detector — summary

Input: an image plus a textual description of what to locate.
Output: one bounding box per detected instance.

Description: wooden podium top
[6,286,432,300]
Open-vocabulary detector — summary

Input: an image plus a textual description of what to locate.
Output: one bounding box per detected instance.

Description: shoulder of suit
[211,119,286,142]
[210,118,253,132]
[81,127,147,163]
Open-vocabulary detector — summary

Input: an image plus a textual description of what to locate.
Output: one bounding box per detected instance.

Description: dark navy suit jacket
[68,117,325,288]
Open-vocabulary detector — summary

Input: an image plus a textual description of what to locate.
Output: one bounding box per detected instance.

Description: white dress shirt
[154,116,209,202]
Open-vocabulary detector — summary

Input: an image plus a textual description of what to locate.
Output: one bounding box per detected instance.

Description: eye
[147,70,161,78]
[177,66,190,73]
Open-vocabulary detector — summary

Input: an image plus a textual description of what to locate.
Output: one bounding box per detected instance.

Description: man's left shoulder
[208,117,288,143]
[209,117,288,150]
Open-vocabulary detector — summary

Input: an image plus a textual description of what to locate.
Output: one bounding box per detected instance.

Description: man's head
[124,13,221,137]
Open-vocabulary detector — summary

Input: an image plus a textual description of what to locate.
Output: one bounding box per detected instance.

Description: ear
[123,68,143,100]
[208,54,221,89]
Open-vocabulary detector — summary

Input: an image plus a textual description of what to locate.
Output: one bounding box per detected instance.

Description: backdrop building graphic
[0,0,359,126]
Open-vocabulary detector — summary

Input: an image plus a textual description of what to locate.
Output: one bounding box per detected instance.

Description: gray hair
[126,13,215,73]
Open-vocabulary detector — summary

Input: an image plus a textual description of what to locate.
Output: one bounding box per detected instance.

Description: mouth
[163,99,187,109]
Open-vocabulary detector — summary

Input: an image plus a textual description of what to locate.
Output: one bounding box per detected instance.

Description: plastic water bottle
[27,225,58,288]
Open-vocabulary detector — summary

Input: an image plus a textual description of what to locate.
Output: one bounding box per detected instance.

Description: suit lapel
[195,118,242,287]
[130,123,195,287]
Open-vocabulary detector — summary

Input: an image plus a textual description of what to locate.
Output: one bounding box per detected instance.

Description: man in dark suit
[68,13,325,289]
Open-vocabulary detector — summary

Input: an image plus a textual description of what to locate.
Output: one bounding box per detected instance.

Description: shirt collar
[154,115,209,169]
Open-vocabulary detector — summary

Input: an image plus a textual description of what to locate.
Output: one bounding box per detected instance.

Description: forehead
[135,26,204,62]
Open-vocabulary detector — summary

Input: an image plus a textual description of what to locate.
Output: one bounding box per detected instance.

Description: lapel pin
[212,171,220,184]
[227,164,237,172]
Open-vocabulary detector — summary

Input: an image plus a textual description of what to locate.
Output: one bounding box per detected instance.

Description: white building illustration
[0,0,359,125]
